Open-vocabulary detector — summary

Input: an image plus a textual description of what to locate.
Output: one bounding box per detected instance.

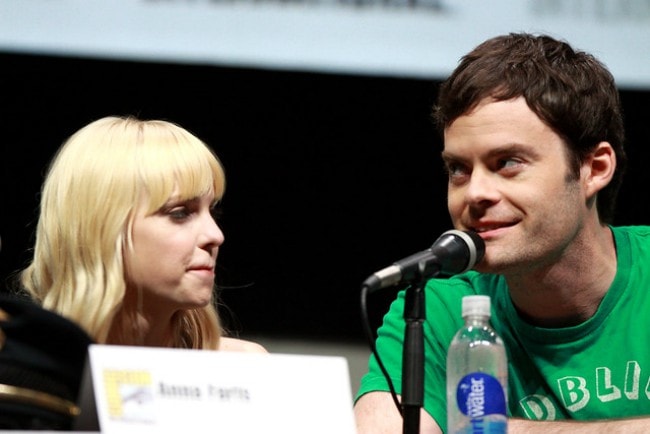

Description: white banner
[1,0,649,88]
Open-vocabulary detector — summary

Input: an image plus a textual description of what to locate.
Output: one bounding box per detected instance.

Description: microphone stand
[401,277,426,434]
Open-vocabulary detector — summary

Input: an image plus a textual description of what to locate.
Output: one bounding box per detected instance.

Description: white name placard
[75,344,357,434]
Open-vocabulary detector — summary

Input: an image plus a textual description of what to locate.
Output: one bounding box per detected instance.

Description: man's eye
[497,158,523,171]
[445,162,469,178]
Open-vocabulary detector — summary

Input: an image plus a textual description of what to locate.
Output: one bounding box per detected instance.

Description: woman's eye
[168,207,191,220]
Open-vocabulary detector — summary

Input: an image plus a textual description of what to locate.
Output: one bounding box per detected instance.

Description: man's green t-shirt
[356,226,650,431]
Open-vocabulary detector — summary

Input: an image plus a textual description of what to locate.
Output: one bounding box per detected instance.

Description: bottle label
[455,372,506,433]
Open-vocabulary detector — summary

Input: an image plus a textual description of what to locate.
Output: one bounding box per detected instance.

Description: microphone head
[361,229,486,292]
[434,229,486,275]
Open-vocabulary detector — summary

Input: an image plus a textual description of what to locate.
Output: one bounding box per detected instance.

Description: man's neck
[505,225,617,328]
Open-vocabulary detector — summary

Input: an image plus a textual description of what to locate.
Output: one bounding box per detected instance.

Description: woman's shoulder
[218,336,268,353]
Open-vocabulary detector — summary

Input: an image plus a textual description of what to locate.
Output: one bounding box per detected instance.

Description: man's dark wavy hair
[433,32,626,224]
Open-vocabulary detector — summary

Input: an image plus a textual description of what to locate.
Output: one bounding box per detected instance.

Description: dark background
[2,52,649,342]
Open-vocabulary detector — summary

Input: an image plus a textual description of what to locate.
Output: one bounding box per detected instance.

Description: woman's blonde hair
[21,116,225,348]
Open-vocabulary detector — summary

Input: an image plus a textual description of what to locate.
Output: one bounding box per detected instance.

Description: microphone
[362,230,485,292]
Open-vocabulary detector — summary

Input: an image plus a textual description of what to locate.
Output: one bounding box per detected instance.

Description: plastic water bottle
[446,295,507,434]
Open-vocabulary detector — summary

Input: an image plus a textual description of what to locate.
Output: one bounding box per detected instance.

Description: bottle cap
[462,295,491,317]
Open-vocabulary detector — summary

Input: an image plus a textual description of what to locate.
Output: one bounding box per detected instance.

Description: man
[354,32,650,433]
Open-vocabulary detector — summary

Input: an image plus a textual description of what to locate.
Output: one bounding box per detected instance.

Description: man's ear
[583,141,616,198]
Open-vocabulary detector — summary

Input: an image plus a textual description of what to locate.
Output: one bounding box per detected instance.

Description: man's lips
[474,225,506,233]
[469,222,517,236]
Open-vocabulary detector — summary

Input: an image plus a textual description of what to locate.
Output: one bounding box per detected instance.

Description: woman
[20,115,265,352]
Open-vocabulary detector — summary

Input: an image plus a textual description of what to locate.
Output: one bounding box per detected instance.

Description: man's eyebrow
[441,143,538,162]
[440,151,460,163]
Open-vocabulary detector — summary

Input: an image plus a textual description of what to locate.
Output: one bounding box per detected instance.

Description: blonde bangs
[132,120,226,214]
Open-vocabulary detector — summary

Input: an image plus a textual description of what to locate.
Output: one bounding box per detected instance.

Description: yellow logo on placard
[103,370,154,422]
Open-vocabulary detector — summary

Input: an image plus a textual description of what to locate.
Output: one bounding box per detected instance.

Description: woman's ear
[583,141,616,198]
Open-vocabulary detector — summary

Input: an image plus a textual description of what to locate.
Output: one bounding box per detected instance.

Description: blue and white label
[456,372,506,432]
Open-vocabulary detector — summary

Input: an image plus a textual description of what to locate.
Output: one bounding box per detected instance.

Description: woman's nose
[200,211,225,249]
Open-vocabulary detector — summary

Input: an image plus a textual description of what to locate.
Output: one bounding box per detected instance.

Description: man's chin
[472,258,506,275]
